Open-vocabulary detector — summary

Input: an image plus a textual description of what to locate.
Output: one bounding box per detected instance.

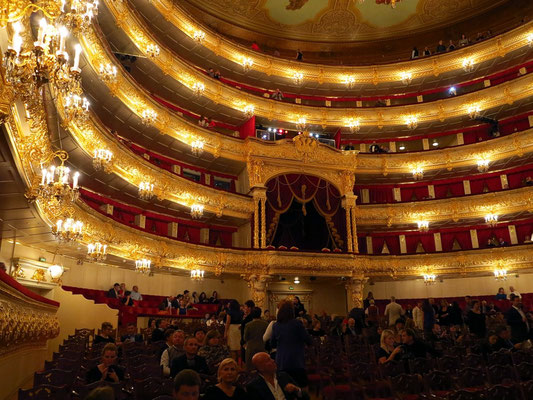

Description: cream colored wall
[366,272,531,300]
[0,347,49,400]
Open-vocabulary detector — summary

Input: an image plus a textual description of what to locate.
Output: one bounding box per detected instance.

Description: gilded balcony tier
[139,0,533,85]
[95,1,533,128]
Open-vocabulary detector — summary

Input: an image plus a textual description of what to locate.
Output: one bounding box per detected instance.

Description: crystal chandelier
[412,166,424,181]
[138,182,154,200]
[191,269,204,281]
[292,72,304,85]
[141,109,157,126]
[493,269,507,281]
[243,104,255,118]
[485,213,498,226]
[63,92,90,124]
[135,259,151,274]
[58,0,99,33]
[417,220,429,232]
[92,149,113,172]
[405,116,418,130]
[191,204,204,219]
[346,118,360,133]
[87,242,107,261]
[344,76,356,89]
[423,274,437,285]
[462,58,475,72]
[242,57,253,72]
[295,117,307,131]
[192,81,205,97]
[528,33,533,47]
[191,139,204,156]
[146,43,160,58]
[467,104,481,119]
[98,63,117,84]
[52,218,83,242]
[477,159,490,173]
[193,29,206,43]
[400,72,412,85]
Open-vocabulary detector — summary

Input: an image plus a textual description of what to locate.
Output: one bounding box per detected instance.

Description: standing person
[496,287,507,300]
[191,291,199,304]
[412,301,424,330]
[506,294,530,344]
[365,299,379,327]
[203,358,249,400]
[244,307,269,371]
[293,296,306,316]
[240,300,256,363]
[509,286,521,298]
[384,297,404,327]
[422,299,436,337]
[364,292,375,309]
[467,300,486,338]
[438,299,451,327]
[271,300,312,388]
[224,300,243,361]
[448,301,463,327]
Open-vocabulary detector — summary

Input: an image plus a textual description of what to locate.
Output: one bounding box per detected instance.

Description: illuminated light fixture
[292,72,304,85]
[48,264,64,280]
[135,259,151,274]
[494,269,507,281]
[98,63,117,84]
[192,81,205,97]
[423,274,436,285]
[138,182,154,200]
[294,277,300,284]
[146,43,160,58]
[399,145,406,151]
[485,213,498,227]
[295,117,307,131]
[462,57,475,72]
[52,218,83,242]
[405,115,418,130]
[343,76,356,89]
[527,33,533,47]
[412,166,424,181]
[191,139,205,156]
[59,0,99,33]
[63,93,90,124]
[467,104,481,119]
[417,220,429,232]
[191,269,205,281]
[141,109,157,126]
[432,141,439,147]
[87,242,107,261]
[477,159,490,173]
[400,72,412,85]
[242,57,253,72]
[449,86,457,96]
[346,118,360,133]
[192,29,206,43]
[243,104,255,118]
[190,204,204,219]
[92,149,113,172]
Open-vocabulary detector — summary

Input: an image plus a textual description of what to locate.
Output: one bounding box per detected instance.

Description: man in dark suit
[151,319,169,342]
[159,296,178,311]
[170,337,208,378]
[107,283,121,298]
[120,323,143,343]
[246,352,309,400]
[506,294,530,344]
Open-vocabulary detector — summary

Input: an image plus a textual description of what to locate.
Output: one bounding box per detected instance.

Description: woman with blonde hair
[203,358,249,399]
[376,329,402,364]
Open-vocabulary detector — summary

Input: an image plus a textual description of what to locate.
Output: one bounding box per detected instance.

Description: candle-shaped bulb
[58,26,68,53]
[40,169,46,186]
[73,171,79,188]
[12,33,22,55]
[56,220,63,231]
[37,18,47,44]
[73,44,82,70]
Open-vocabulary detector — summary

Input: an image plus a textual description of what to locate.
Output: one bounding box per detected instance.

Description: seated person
[271,89,284,101]
[161,329,185,376]
[86,343,124,384]
[206,314,218,327]
[194,328,206,344]
[151,319,169,342]
[525,176,533,186]
[94,322,115,345]
[495,287,507,300]
[107,283,121,298]
[120,323,143,343]
[498,237,508,246]
[198,292,209,304]
[398,328,435,360]
[246,352,309,400]
[490,325,516,352]
[198,330,230,374]
[308,318,325,337]
[159,296,178,311]
[170,337,209,378]
[130,285,142,301]
[376,329,402,364]
[121,291,134,306]
[173,369,201,400]
[203,358,248,400]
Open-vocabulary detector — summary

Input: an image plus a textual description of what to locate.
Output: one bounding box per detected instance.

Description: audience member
[203,358,248,400]
[376,329,402,364]
[159,296,178,311]
[363,292,375,309]
[121,291,134,306]
[241,300,256,356]
[210,290,220,304]
[130,285,142,301]
[224,300,243,360]
[271,89,284,101]
[436,40,446,53]
[244,307,269,370]
[119,283,126,297]
[178,299,188,315]
[467,299,486,338]
[458,34,469,46]
[449,301,464,327]
[152,319,169,342]
[448,40,456,51]
[198,292,208,303]
[411,46,419,59]
[84,386,114,400]
[412,301,423,330]
[206,314,218,327]
[121,323,143,343]
[437,299,451,327]
[198,329,231,373]
[94,322,115,345]
[213,70,221,79]
[107,283,121,298]
[308,317,325,337]
[246,352,309,400]
[161,329,185,376]
[510,286,521,298]
[296,49,303,61]
[191,291,199,304]
[194,328,206,344]
[293,296,306,316]
[491,325,516,352]
[207,68,215,78]
[170,337,209,378]
[365,299,379,327]
[86,343,124,384]
[422,46,431,56]
[495,287,507,300]
[506,294,530,344]
[271,300,312,388]
[398,329,434,360]
[384,296,404,327]
[173,369,201,400]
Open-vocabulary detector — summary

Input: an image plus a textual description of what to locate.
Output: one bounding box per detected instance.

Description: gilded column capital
[345,275,368,310]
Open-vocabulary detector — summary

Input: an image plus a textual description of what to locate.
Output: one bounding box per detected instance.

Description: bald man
[246,352,309,400]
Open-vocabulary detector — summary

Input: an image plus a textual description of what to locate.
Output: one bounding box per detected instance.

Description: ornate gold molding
[97,0,533,128]
[147,0,533,85]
